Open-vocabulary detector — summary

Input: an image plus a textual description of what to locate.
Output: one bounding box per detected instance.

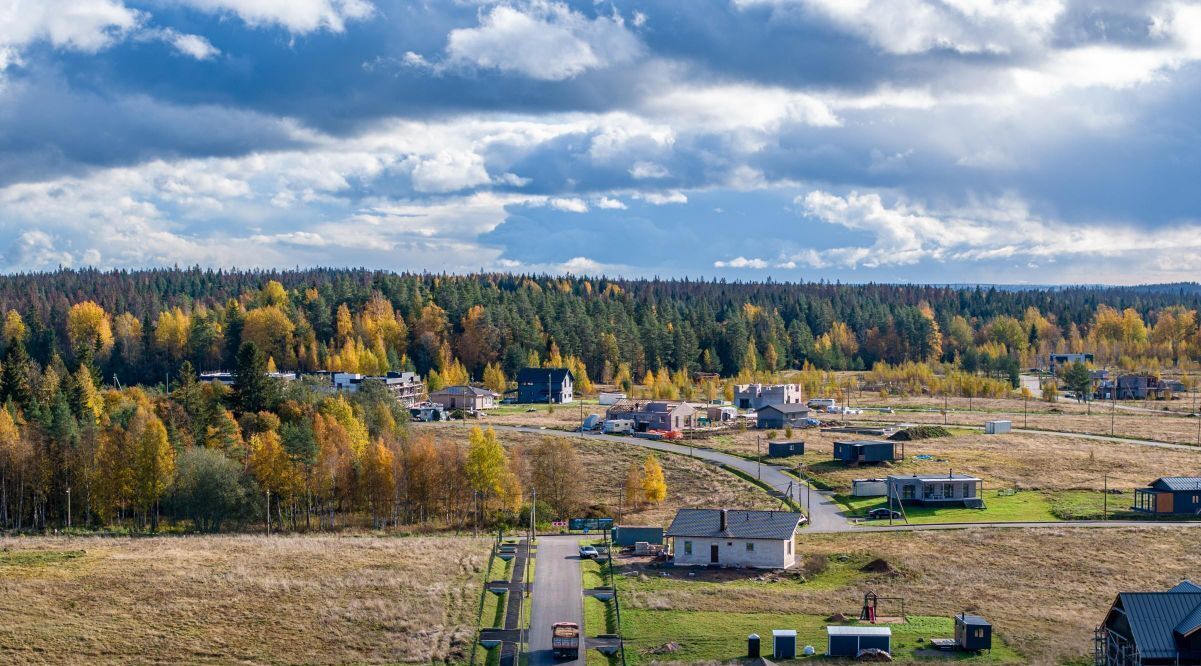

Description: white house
[665,508,805,569]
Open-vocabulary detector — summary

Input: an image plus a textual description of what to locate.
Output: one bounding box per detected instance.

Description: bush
[890,425,951,441]
[168,448,258,532]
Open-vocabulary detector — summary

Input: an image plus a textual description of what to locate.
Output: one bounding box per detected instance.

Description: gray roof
[957,614,990,626]
[516,367,573,384]
[836,440,893,448]
[827,626,891,636]
[756,403,810,415]
[888,473,981,482]
[1113,591,1201,658]
[432,385,496,397]
[1152,477,1201,492]
[665,508,804,540]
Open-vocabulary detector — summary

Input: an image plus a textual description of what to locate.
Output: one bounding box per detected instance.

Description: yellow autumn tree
[67,301,114,359]
[641,454,666,504]
[483,362,507,393]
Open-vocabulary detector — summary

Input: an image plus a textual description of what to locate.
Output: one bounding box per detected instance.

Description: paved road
[492,425,852,532]
[852,519,1201,532]
[527,535,584,666]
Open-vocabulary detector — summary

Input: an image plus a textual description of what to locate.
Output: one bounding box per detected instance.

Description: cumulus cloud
[594,196,627,209]
[0,0,140,73]
[408,150,490,193]
[440,2,642,80]
[548,197,588,213]
[714,256,769,269]
[792,190,1201,272]
[174,0,374,33]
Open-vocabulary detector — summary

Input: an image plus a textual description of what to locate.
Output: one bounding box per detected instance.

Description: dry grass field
[0,534,489,665]
[700,428,1201,494]
[621,527,1201,665]
[420,425,775,525]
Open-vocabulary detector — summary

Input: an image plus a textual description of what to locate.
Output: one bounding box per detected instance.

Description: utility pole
[530,486,536,543]
[1103,473,1108,521]
[266,489,271,536]
[944,391,948,426]
[66,487,71,529]
[1023,391,1028,429]
[1111,368,1117,436]
[756,434,761,480]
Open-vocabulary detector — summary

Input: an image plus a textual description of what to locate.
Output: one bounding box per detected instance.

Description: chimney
[719,509,728,532]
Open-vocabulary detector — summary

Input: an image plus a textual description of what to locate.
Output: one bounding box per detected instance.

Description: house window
[944,483,955,498]
[922,484,934,499]
[788,540,792,554]
[1193,495,1200,504]
[973,629,984,638]
[746,542,754,552]
[684,541,692,555]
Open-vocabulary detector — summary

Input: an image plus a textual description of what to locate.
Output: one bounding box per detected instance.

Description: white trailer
[984,420,1012,434]
[602,419,635,434]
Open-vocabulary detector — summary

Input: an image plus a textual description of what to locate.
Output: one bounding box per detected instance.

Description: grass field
[0,534,489,665]
[616,527,1200,665]
[836,489,1059,524]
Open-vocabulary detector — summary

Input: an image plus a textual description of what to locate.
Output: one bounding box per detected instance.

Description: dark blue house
[1095,580,1201,665]
[1132,477,1201,515]
[833,440,896,465]
[515,367,574,404]
[955,613,992,651]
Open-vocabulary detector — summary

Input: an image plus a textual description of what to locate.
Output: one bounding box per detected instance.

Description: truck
[551,622,580,659]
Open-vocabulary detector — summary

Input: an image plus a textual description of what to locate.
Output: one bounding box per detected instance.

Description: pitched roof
[756,403,810,415]
[1114,592,1201,658]
[1170,580,1201,593]
[431,385,496,397]
[1152,477,1201,492]
[1174,604,1201,637]
[957,614,990,626]
[515,367,573,384]
[666,508,803,540]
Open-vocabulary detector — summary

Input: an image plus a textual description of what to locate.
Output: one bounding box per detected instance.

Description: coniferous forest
[1,267,1201,534]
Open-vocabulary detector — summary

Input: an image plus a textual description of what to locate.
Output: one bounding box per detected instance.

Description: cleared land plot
[618,527,1200,664]
[421,425,776,526]
[699,428,1201,522]
[0,534,488,665]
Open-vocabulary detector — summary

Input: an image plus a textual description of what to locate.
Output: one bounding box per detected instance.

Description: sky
[3,1,1201,284]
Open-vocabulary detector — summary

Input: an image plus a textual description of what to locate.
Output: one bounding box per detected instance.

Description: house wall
[670,536,794,569]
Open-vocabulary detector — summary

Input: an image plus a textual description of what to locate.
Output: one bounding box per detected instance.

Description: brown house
[429,385,499,411]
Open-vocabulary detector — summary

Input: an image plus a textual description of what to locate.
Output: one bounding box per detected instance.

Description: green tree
[1063,361,1093,404]
[171,447,254,532]
[233,342,271,414]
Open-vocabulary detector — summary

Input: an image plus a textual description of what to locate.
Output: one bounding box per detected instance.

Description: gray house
[735,383,803,410]
[1095,580,1201,665]
[756,403,811,429]
[606,400,697,432]
[886,473,984,508]
[516,367,574,404]
[666,508,804,569]
[429,385,498,411]
[832,440,895,465]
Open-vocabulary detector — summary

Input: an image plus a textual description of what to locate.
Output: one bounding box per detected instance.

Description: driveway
[527,535,584,666]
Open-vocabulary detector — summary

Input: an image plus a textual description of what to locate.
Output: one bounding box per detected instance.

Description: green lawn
[626,551,879,593]
[621,610,1023,664]
[835,489,1058,524]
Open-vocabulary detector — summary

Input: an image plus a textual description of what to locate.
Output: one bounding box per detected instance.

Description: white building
[665,508,804,569]
[332,371,425,406]
[735,383,803,410]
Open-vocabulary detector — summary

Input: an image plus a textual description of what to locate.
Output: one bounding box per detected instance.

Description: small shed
[833,440,895,464]
[767,440,805,457]
[773,629,797,659]
[955,613,992,651]
[610,525,664,547]
[827,626,891,657]
[984,420,1012,435]
[853,478,887,497]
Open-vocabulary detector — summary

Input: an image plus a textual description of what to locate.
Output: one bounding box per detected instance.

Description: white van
[602,419,635,434]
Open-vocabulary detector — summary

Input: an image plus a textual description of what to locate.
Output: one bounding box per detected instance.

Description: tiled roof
[665,508,803,540]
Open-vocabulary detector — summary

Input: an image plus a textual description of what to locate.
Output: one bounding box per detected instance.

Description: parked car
[578,545,599,559]
[867,508,902,520]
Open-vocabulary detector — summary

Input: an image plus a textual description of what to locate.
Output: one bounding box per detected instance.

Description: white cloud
[408,150,490,193]
[594,196,627,209]
[635,190,688,205]
[174,0,374,33]
[629,161,669,179]
[443,2,642,80]
[163,30,220,60]
[548,197,589,213]
[792,190,1201,272]
[714,256,769,269]
[0,0,140,71]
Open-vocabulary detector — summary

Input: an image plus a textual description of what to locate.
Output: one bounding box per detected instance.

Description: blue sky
[3,1,1201,283]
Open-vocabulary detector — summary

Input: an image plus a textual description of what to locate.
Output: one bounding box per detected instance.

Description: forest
[1,268,1200,533]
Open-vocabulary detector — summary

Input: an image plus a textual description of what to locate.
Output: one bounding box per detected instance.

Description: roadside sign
[551,520,567,528]
[568,518,614,531]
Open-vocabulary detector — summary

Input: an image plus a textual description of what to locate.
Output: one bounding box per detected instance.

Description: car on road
[578,545,599,559]
[866,508,902,520]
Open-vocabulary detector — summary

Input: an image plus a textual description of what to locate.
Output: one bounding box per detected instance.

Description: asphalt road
[493,425,852,532]
[527,535,584,666]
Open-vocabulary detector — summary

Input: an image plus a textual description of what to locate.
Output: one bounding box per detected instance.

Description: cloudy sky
[3,0,1201,283]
